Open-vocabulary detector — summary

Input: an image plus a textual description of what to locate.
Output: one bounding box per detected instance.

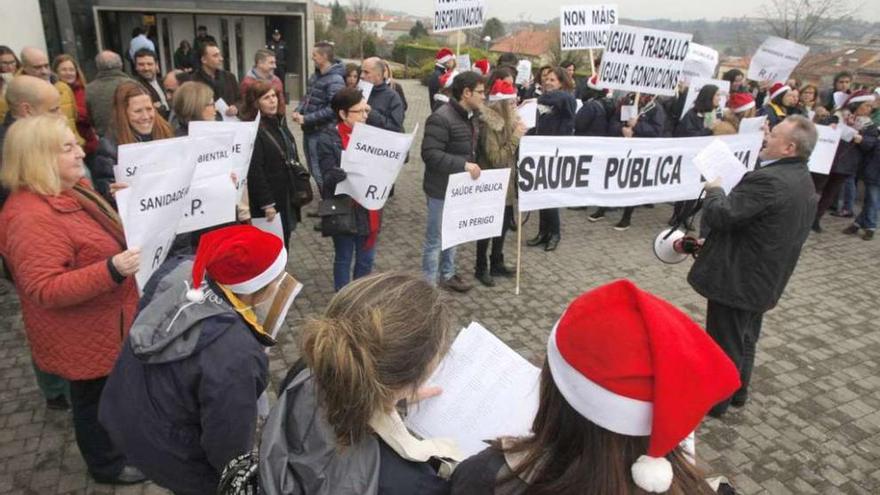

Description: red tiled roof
[489,30,556,58]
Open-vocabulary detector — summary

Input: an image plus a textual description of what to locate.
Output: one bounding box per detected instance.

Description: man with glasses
[420,70,485,293]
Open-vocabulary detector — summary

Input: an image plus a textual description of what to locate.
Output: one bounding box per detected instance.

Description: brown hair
[240,80,283,121]
[51,54,87,87]
[548,66,574,91]
[111,81,174,144]
[498,363,716,495]
[301,271,454,446]
[173,81,215,125]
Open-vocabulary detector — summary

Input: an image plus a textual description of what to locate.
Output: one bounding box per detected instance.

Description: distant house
[349,14,393,38]
[383,20,416,41]
[489,30,556,64]
[794,47,880,87]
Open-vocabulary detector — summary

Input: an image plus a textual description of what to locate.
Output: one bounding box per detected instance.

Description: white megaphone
[653,228,698,264]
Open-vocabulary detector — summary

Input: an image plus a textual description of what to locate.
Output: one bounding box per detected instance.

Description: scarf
[70,181,126,249]
[337,122,381,250]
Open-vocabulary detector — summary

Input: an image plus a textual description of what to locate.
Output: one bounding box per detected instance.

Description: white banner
[747,36,809,83]
[807,125,841,175]
[433,0,485,33]
[334,123,418,210]
[681,42,718,84]
[598,25,692,97]
[188,115,261,201]
[116,164,198,291]
[681,77,730,118]
[560,4,618,51]
[441,169,511,250]
[516,133,763,211]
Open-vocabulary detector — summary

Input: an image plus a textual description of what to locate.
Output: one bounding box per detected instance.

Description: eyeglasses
[348,108,370,115]
[0,60,16,67]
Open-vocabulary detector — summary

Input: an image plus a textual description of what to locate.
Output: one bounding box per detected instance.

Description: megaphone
[653,228,702,264]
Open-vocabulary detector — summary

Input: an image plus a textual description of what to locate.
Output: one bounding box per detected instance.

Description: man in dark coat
[191,41,240,117]
[291,41,345,188]
[421,71,485,293]
[361,57,404,133]
[428,48,456,112]
[99,226,291,495]
[266,29,288,89]
[688,115,818,417]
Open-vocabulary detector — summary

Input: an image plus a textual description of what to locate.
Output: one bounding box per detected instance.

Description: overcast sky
[385,0,878,24]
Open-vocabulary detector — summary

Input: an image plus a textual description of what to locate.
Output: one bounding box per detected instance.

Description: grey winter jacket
[688,157,816,312]
[366,82,405,133]
[421,100,479,199]
[85,69,133,137]
[296,61,346,133]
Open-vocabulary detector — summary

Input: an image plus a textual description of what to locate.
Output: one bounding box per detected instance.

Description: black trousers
[69,376,126,479]
[813,172,849,221]
[538,208,560,236]
[475,206,513,273]
[705,300,764,414]
[594,206,635,223]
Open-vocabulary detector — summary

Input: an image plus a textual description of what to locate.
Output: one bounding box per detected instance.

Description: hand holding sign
[111,248,141,276]
[465,162,481,180]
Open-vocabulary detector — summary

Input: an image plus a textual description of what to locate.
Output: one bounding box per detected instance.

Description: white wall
[0,1,47,55]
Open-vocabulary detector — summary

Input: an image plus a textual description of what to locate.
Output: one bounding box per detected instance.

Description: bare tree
[761,0,859,44]
[349,0,375,60]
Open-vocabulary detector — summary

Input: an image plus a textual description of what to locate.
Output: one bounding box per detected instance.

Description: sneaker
[587,210,605,222]
[830,209,854,218]
[45,395,70,411]
[91,465,147,485]
[842,224,860,235]
[863,230,875,241]
[441,274,472,293]
[613,218,631,231]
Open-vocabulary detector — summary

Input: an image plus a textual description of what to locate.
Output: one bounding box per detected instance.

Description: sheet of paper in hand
[693,138,747,194]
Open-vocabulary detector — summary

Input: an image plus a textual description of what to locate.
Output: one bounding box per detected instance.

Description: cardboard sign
[747,36,809,82]
[434,0,485,33]
[681,77,730,118]
[516,132,763,211]
[682,42,719,84]
[598,24,693,97]
[560,4,618,51]
[807,125,841,175]
[334,123,418,210]
[441,169,511,250]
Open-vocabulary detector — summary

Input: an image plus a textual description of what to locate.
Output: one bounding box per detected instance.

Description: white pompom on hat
[547,279,741,493]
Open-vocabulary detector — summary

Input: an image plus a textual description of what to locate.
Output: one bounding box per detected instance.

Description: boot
[544,234,560,251]
[490,257,514,277]
[475,271,495,287]
[527,232,550,247]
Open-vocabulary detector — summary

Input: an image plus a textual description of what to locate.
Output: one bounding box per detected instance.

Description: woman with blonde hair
[172,80,217,135]
[90,81,175,199]
[258,271,460,495]
[0,115,144,485]
[53,54,99,154]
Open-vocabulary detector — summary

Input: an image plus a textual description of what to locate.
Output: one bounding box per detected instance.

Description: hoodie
[99,256,269,495]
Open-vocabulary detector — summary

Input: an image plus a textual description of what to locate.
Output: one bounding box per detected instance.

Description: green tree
[409,20,429,39]
[481,17,505,41]
[331,1,347,29]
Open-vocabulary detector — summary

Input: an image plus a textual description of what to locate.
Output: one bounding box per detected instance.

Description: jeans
[855,182,880,230]
[302,131,323,188]
[705,300,764,415]
[840,176,856,212]
[70,377,126,479]
[32,360,69,401]
[422,196,457,285]
[538,208,560,236]
[332,234,375,291]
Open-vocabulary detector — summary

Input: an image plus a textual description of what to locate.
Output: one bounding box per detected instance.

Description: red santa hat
[435,47,455,65]
[844,89,874,108]
[547,279,740,493]
[439,70,458,89]
[586,74,604,91]
[769,82,791,100]
[728,92,756,113]
[185,225,287,302]
[488,79,517,101]
[473,58,490,76]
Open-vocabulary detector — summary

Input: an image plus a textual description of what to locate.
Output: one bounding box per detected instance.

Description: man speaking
[688,115,817,418]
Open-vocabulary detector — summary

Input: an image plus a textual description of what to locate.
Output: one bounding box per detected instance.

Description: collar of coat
[449,99,478,121]
[479,103,506,132]
[759,155,805,169]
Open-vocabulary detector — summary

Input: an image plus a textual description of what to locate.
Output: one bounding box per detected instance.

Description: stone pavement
[1,79,879,494]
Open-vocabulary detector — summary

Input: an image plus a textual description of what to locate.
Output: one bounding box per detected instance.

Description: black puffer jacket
[296,61,346,133]
[366,82,405,132]
[535,90,576,136]
[674,108,714,137]
[688,157,816,312]
[421,100,479,199]
[830,123,875,177]
[428,65,446,112]
[316,125,371,236]
[574,98,610,137]
[608,101,667,138]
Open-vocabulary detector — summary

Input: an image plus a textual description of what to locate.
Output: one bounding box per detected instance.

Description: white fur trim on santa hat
[732,100,756,113]
[488,93,516,101]
[847,94,874,105]
[225,249,287,295]
[631,455,673,493]
[546,323,653,437]
[770,84,791,100]
[434,94,449,103]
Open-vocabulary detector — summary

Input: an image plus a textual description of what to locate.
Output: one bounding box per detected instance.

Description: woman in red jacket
[0,115,145,485]
[53,54,99,155]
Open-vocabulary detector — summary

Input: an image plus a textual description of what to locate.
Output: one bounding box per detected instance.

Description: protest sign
[739,116,766,134]
[515,59,532,86]
[681,42,719,84]
[214,98,239,122]
[115,136,189,183]
[517,99,538,130]
[406,321,540,457]
[598,24,692,97]
[620,104,638,122]
[334,123,418,210]
[252,215,285,241]
[441,169,511,250]
[560,4,618,51]
[807,125,841,175]
[839,124,857,143]
[188,115,261,201]
[116,163,198,291]
[693,139,747,194]
[516,132,763,211]
[681,77,730,118]
[433,0,485,33]
[356,80,373,102]
[456,54,472,72]
[747,36,809,83]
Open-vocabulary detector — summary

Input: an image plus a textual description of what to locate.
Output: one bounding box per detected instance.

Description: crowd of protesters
[0,30,878,495]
